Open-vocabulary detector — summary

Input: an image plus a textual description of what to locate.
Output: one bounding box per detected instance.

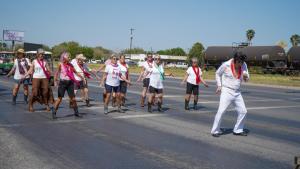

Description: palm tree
[246,29,255,45]
[290,34,300,47]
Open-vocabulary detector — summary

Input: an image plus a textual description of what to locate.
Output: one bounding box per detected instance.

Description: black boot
[51,107,57,119]
[112,97,116,107]
[185,99,190,110]
[157,102,162,112]
[147,102,152,113]
[193,100,198,110]
[24,94,28,104]
[74,107,82,118]
[86,99,90,107]
[140,97,145,107]
[12,95,17,105]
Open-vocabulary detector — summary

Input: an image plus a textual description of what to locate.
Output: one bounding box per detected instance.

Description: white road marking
[113,114,165,119]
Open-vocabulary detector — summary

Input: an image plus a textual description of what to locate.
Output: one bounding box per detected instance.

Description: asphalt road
[0,75,299,169]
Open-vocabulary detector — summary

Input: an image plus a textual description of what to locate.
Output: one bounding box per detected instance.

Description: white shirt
[118,62,129,81]
[149,64,164,89]
[186,66,202,85]
[143,61,153,78]
[105,64,121,87]
[216,59,249,91]
[71,59,89,81]
[32,59,47,79]
[12,58,31,80]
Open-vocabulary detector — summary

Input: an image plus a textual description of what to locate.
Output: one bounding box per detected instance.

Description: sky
[1,0,299,52]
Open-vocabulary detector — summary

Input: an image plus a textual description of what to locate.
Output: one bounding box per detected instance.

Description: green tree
[188,42,205,64]
[290,34,300,47]
[276,40,287,49]
[51,41,81,59]
[80,46,94,60]
[246,29,255,45]
[157,47,186,56]
[122,47,145,54]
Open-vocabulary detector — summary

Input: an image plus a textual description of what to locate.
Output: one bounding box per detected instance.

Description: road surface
[0,75,299,169]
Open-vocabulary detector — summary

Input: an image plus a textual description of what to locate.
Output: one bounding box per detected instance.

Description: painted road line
[113,113,166,119]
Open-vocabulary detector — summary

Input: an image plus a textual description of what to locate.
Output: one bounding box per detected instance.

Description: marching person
[71,54,100,107]
[100,54,131,115]
[26,48,54,112]
[145,55,173,113]
[211,52,249,137]
[181,58,209,110]
[6,48,31,105]
[51,52,84,119]
[137,53,153,107]
[96,58,112,103]
[118,54,130,106]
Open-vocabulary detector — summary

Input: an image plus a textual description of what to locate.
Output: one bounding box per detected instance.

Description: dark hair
[233,52,247,63]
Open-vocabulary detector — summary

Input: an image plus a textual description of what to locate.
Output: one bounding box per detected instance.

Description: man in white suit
[211,52,249,137]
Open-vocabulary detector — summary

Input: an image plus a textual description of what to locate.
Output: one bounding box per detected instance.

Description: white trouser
[211,87,247,134]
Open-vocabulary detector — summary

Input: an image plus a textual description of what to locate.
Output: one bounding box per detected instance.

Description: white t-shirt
[143,61,153,79]
[32,59,47,79]
[118,62,129,81]
[149,64,164,89]
[13,58,31,80]
[105,64,121,87]
[186,66,202,85]
[71,59,90,81]
[216,59,249,91]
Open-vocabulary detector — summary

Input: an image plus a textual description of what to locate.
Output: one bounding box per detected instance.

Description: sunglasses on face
[112,58,117,60]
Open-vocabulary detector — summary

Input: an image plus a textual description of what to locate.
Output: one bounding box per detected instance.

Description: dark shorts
[149,86,163,94]
[143,78,150,88]
[58,80,75,98]
[105,84,120,93]
[75,80,88,90]
[119,81,127,94]
[186,82,199,95]
[14,78,30,85]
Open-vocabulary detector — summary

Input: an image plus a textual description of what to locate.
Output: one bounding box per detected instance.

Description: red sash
[62,63,80,86]
[37,59,50,79]
[77,61,91,79]
[192,66,201,85]
[230,60,242,79]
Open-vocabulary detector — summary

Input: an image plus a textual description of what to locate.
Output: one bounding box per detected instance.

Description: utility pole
[129,28,135,59]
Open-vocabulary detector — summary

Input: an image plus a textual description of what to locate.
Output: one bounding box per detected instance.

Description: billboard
[3,30,24,41]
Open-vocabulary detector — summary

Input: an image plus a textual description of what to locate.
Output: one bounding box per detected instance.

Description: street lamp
[129,28,135,59]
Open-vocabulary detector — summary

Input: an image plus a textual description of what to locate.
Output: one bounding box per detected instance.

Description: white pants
[211,87,247,134]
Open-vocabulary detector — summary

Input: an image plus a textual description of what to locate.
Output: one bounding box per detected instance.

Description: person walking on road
[137,53,153,107]
[51,52,84,119]
[71,54,100,107]
[26,48,54,112]
[118,54,130,106]
[100,54,131,115]
[144,55,173,113]
[6,48,31,105]
[211,52,249,137]
[181,58,209,110]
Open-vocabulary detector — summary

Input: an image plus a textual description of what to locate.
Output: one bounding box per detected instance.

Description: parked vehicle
[175,62,188,68]
[0,51,14,74]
